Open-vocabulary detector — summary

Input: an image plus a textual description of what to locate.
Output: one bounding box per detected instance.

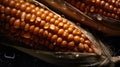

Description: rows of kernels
[85,0,120,15]
[66,0,120,20]
[0,0,96,53]
[78,0,120,14]
[105,0,120,8]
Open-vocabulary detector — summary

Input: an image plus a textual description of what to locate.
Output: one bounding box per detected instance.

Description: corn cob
[66,0,120,20]
[103,0,120,8]
[0,0,98,53]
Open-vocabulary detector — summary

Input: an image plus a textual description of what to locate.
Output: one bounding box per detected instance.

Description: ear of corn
[0,0,98,53]
[66,0,120,20]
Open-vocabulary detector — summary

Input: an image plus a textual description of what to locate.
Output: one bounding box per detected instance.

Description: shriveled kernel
[14,19,20,29]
